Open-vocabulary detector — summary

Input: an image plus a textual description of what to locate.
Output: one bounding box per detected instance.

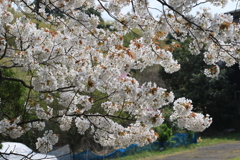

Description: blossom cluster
[0,117,24,139]
[36,130,58,153]
[170,98,212,132]
[3,0,240,153]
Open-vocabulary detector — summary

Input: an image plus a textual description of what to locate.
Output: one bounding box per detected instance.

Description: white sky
[102,1,239,20]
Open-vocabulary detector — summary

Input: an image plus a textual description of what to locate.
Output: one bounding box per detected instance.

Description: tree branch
[2,76,33,89]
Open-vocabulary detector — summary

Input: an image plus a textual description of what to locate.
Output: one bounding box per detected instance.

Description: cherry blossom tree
[3,0,239,153]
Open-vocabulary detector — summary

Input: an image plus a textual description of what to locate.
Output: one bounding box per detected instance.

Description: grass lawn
[115,132,240,160]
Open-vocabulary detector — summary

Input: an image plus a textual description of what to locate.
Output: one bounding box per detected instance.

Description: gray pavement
[155,142,240,160]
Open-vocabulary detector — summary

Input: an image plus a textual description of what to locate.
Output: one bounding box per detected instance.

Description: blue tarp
[72,133,198,160]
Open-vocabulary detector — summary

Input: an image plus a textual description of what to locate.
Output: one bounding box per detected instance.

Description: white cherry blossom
[4,0,240,153]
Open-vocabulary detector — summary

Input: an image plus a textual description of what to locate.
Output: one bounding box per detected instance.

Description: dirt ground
[153,142,240,160]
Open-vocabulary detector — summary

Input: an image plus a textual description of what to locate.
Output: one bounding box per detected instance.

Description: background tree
[160,36,239,131]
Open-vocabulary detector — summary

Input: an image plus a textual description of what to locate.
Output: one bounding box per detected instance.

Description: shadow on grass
[200,131,240,141]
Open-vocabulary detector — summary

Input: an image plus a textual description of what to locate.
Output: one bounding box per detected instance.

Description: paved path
[155,142,240,160]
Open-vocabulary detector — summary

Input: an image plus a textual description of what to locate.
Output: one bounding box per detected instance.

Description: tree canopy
[160,36,239,131]
[1,0,240,154]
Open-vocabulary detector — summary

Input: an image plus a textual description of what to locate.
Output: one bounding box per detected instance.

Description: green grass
[114,132,240,160]
[231,157,240,160]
